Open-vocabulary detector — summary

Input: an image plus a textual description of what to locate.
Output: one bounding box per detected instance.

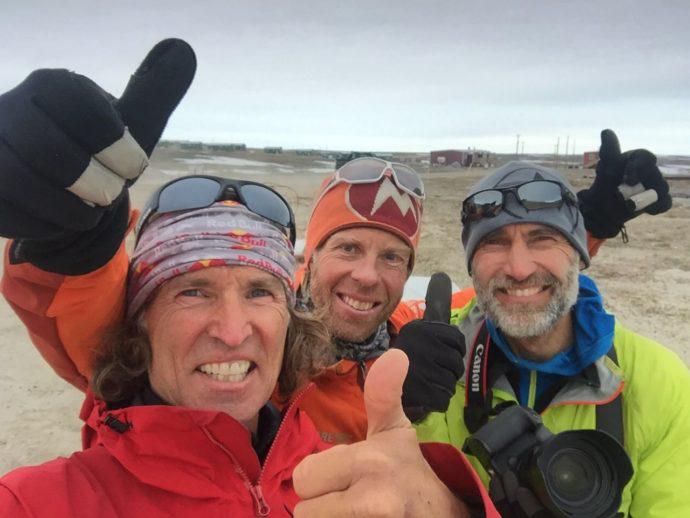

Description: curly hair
[92,304,333,406]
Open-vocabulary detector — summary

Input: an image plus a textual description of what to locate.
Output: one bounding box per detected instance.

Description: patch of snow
[403,276,460,301]
[177,155,278,167]
[660,166,690,176]
[231,168,269,176]
[159,169,187,177]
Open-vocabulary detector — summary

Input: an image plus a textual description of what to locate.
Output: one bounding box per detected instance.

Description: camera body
[463,405,633,518]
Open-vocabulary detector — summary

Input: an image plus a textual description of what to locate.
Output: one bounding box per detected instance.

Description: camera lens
[546,448,600,504]
[530,431,632,518]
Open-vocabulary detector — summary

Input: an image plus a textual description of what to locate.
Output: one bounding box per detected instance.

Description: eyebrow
[247,275,284,291]
[383,245,412,256]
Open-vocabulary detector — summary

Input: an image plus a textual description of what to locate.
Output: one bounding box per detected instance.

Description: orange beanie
[301,173,423,280]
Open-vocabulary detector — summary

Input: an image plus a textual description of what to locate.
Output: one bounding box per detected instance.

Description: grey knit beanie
[461,161,590,272]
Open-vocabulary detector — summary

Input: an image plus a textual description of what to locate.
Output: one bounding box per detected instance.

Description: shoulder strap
[595,345,625,446]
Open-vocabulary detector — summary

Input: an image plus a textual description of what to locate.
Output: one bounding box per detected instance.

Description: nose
[349,254,380,288]
[206,293,252,346]
[502,238,538,281]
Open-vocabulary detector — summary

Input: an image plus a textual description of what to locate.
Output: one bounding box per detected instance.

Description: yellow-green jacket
[415,289,690,517]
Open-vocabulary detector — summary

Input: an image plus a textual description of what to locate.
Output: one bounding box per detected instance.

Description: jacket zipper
[201,428,271,516]
[258,385,312,484]
[201,384,313,517]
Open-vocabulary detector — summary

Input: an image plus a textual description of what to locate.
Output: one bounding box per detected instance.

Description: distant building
[180,142,204,150]
[209,143,246,151]
[264,146,283,154]
[583,151,599,169]
[430,149,495,168]
[431,150,463,166]
[335,151,376,169]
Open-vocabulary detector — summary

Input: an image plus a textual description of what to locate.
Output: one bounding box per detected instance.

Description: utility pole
[516,134,521,159]
[565,135,570,168]
[555,137,560,168]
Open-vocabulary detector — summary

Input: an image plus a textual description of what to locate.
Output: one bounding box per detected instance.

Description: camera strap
[464,322,495,433]
[464,321,625,445]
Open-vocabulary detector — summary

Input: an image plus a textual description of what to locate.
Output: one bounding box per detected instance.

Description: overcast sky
[3,0,689,154]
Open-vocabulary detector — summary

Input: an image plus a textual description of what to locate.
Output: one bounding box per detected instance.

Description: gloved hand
[577,129,673,239]
[488,471,552,518]
[393,272,466,422]
[0,38,196,274]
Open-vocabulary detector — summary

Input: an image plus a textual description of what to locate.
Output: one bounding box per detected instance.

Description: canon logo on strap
[470,343,485,393]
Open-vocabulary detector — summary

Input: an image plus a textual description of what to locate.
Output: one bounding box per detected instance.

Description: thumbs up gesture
[577,129,673,239]
[392,272,466,422]
[293,349,471,517]
[0,38,196,274]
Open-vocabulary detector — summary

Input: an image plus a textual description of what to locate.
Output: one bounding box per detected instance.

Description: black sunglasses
[137,175,296,245]
[461,180,578,224]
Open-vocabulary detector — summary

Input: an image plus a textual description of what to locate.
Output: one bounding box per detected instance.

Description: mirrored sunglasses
[461,180,578,224]
[137,175,296,244]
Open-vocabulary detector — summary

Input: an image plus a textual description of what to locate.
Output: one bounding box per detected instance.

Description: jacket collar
[79,384,322,499]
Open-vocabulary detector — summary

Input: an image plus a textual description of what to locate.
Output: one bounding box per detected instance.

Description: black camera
[463,405,633,518]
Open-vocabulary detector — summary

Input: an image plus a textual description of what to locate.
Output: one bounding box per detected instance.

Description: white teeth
[198,360,251,382]
[342,296,375,311]
[506,287,541,297]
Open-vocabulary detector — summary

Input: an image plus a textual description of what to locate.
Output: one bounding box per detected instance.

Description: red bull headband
[127,201,296,317]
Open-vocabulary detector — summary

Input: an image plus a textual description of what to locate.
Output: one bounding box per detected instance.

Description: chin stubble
[474,258,580,339]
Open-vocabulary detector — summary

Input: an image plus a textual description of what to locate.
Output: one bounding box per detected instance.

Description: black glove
[577,129,673,239]
[0,38,196,274]
[489,471,553,518]
[393,272,466,422]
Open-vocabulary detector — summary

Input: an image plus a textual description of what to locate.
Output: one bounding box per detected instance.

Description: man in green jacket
[405,160,690,517]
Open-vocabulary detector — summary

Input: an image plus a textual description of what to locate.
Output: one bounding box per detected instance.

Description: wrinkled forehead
[481,222,571,242]
[320,225,412,252]
[160,263,286,289]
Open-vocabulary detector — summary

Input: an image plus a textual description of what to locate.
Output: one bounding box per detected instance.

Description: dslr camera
[463,405,632,518]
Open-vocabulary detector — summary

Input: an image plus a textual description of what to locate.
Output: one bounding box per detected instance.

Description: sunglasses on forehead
[461,180,578,224]
[319,157,425,202]
[137,175,296,244]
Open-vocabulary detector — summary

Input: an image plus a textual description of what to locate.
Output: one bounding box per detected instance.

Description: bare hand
[293,349,470,517]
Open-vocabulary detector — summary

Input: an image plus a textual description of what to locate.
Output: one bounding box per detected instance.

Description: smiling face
[471,223,580,359]
[308,227,411,343]
[145,266,289,433]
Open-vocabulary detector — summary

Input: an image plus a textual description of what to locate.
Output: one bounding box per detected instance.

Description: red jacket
[1,390,497,517]
[0,389,326,517]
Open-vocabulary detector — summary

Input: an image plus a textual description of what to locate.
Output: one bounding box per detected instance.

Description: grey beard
[474,259,580,339]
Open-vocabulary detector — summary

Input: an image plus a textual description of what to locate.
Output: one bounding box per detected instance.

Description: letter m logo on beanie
[346,177,421,238]
[301,175,423,273]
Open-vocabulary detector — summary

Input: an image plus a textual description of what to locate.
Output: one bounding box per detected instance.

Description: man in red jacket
[0,39,498,517]
[0,175,494,516]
